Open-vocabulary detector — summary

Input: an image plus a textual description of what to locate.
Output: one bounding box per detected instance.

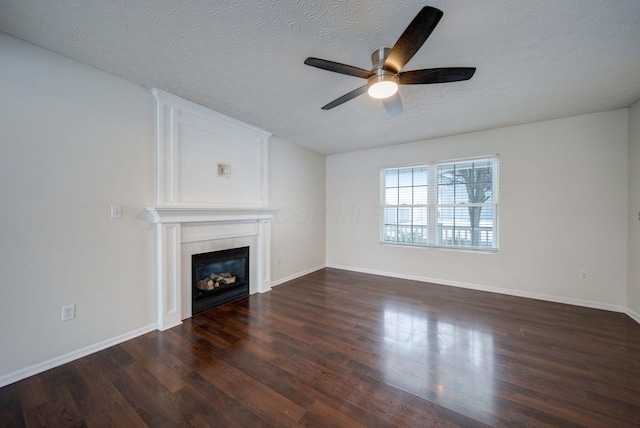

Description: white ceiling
[1,1,640,155]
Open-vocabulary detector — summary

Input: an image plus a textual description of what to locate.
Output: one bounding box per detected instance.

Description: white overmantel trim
[146,206,278,224]
[151,88,271,207]
[151,88,271,138]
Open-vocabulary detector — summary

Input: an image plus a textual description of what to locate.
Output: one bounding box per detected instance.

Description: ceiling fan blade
[321,85,368,110]
[384,6,443,73]
[382,93,403,117]
[305,57,374,79]
[399,67,476,85]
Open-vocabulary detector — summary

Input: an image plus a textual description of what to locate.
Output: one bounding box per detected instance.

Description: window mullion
[427,164,438,245]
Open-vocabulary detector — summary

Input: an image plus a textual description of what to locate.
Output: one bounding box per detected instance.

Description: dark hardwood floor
[2,268,640,427]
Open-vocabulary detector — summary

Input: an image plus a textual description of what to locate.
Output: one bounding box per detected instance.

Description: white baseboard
[271,264,326,287]
[0,323,157,388]
[326,264,628,314]
[627,307,640,324]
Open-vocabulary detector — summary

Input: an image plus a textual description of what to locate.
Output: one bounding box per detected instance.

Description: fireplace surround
[146,207,275,330]
[148,89,274,331]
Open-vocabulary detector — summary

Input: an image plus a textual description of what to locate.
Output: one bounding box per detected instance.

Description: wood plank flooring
[1,267,639,427]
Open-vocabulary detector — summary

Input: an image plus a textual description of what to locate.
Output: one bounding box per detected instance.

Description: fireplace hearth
[192,246,249,315]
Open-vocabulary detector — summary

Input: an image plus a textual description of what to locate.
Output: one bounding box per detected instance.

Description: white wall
[629,99,640,320]
[0,34,156,382]
[269,137,326,284]
[327,110,629,310]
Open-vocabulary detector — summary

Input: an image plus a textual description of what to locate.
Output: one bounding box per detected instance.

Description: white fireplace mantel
[146,206,277,224]
[148,89,276,331]
[147,206,276,331]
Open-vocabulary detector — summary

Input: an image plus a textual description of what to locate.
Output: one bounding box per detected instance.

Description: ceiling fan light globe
[368,81,398,99]
[367,71,399,99]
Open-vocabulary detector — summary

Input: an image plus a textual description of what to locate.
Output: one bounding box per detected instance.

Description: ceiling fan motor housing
[371,47,392,70]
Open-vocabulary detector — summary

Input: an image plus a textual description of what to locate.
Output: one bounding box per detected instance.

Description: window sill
[380,241,498,254]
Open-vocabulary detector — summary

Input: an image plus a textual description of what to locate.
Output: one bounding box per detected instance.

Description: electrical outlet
[62,304,75,321]
[580,271,589,281]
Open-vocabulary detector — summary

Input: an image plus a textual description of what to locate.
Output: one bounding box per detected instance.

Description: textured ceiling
[1,1,640,155]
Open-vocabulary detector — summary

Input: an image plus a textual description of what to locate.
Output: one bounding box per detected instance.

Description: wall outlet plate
[62,304,75,321]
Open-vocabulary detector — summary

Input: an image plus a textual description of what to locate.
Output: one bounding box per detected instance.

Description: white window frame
[380,155,499,252]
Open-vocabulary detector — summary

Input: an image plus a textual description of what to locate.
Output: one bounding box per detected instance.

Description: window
[382,156,499,250]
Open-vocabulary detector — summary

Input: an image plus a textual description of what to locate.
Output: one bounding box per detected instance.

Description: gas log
[196,272,236,291]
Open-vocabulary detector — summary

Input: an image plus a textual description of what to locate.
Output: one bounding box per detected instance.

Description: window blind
[382,156,499,250]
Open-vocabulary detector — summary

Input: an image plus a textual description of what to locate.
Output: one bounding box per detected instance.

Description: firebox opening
[192,246,249,315]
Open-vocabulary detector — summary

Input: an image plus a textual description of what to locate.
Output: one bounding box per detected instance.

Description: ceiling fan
[304,6,475,117]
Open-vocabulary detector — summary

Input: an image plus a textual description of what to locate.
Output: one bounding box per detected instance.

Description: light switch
[110,205,122,219]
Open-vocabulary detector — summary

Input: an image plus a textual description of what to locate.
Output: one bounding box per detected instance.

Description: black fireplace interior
[192,246,249,315]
